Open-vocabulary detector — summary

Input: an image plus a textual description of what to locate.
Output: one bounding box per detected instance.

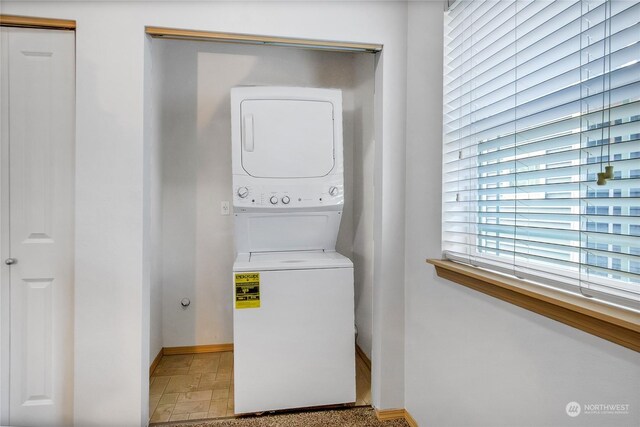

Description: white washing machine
[230,87,355,414]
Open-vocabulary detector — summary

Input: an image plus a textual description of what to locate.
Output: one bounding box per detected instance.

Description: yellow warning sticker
[235,272,260,309]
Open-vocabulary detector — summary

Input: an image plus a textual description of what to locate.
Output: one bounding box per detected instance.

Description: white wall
[153,39,375,354]
[146,35,163,365]
[1,1,409,424]
[404,2,640,427]
[352,53,376,359]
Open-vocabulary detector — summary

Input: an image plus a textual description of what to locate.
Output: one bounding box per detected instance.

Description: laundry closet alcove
[144,30,377,422]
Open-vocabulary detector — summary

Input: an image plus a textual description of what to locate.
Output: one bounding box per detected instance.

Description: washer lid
[240,99,335,178]
[234,250,353,272]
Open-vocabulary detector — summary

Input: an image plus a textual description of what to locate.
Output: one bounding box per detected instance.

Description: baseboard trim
[375,408,418,426]
[375,408,405,421]
[405,409,418,427]
[162,343,234,356]
[355,344,371,371]
[150,348,163,377]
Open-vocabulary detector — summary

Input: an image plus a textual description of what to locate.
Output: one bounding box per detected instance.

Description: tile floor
[150,350,371,423]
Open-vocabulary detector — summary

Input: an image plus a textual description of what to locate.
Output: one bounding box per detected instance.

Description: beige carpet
[151,407,409,427]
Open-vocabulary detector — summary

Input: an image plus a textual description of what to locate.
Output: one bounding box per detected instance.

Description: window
[443,0,640,308]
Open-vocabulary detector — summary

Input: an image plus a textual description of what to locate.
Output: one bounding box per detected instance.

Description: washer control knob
[281,196,290,204]
[329,186,339,196]
[270,196,279,205]
[237,187,249,198]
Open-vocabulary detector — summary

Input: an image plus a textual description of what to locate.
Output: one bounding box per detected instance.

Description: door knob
[4,258,16,265]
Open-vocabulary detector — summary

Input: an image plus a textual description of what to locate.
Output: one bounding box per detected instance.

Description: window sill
[427,259,640,353]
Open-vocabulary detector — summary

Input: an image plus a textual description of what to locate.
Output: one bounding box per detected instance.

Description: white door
[0,27,75,427]
[240,99,335,178]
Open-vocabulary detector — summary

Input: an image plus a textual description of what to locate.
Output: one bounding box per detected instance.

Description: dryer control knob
[282,196,290,204]
[237,187,249,198]
[329,186,339,196]
[270,196,279,205]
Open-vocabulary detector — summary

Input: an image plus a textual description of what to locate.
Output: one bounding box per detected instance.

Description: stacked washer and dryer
[230,86,356,414]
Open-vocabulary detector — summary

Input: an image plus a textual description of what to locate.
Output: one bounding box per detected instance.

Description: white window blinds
[442,0,640,308]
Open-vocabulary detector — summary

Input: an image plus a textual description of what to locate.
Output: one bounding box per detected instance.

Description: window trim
[427,258,640,352]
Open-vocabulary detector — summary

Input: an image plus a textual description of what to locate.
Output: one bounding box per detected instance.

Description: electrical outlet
[221,201,230,216]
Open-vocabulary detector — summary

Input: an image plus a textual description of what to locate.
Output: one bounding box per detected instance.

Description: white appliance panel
[240,99,334,178]
[234,211,342,253]
[234,250,353,272]
[232,175,344,210]
[233,266,355,414]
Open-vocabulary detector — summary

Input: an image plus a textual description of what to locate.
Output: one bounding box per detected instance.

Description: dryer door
[240,99,335,178]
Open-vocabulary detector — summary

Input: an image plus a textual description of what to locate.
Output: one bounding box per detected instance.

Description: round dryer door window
[240,99,335,178]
